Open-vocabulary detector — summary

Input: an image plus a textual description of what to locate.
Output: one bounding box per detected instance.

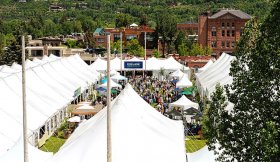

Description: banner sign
[74,87,81,97]
[124,61,143,69]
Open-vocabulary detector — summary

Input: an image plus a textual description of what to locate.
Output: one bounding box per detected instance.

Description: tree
[174,31,186,52]
[178,43,188,56]
[205,1,280,161]
[111,40,121,55]
[115,13,133,28]
[0,35,28,66]
[152,49,161,58]
[126,39,144,57]
[156,11,178,55]
[190,43,204,56]
[65,39,77,48]
[84,32,95,49]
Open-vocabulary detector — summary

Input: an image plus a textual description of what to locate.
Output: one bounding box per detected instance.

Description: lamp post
[144,31,147,77]
[120,31,123,74]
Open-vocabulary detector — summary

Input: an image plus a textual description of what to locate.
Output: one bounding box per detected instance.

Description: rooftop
[209,9,251,19]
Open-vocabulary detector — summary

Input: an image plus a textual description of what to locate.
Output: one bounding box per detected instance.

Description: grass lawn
[40,133,67,153]
[185,135,207,153]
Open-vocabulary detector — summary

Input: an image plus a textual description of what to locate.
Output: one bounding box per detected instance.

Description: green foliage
[115,13,133,28]
[0,35,28,66]
[126,39,144,57]
[185,136,207,153]
[40,135,66,153]
[111,40,121,54]
[65,39,77,48]
[205,1,280,161]
[152,49,161,58]
[156,11,178,54]
[84,31,95,49]
[189,43,204,56]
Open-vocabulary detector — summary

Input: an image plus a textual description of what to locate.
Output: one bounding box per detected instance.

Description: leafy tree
[65,39,77,48]
[115,13,133,28]
[139,14,148,26]
[84,32,95,49]
[111,40,121,55]
[178,43,188,56]
[190,43,204,56]
[152,49,161,58]
[126,39,144,57]
[174,31,186,52]
[156,11,178,55]
[0,33,5,56]
[205,1,280,161]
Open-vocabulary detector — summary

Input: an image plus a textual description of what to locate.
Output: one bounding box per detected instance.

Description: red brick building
[176,23,198,42]
[93,25,156,56]
[198,9,251,56]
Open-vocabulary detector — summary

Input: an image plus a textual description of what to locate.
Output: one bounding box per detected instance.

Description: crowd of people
[128,75,182,114]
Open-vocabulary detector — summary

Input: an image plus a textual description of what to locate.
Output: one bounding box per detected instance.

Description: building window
[211,27,217,36]
[222,30,225,37]
[126,35,137,41]
[227,30,230,37]
[232,41,235,48]
[227,22,230,27]
[97,38,105,43]
[113,34,120,42]
[222,22,225,27]
[222,41,225,48]
[211,41,217,48]
[232,30,235,37]
[232,22,235,27]
[226,41,230,48]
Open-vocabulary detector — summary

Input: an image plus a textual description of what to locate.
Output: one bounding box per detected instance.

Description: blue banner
[124,61,143,69]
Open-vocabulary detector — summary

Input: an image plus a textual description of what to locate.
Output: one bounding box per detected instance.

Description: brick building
[198,9,251,56]
[176,22,198,42]
[93,25,157,56]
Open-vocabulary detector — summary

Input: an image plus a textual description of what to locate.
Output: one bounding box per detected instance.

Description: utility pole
[22,36,28,162]
[120,31,123,74]
[144,32,147,75]
[106,34,112,162]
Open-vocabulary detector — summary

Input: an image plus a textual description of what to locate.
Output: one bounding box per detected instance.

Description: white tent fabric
[170,69,185,79]
[170,95,199,110]
[90,56,190,73]
[111,73,127,82]
[187,146,216,162]
[111,57,122,71]
[197,59,214,73]
[90,57,107,71]
[146,57,163,70]
[99,79,122,89]
[196,53,235,99]
[67,116,81,123]
[48,84,186,162]
[162,56,189,71]
[176,74,192,88]
[0,54,98,155]
[0,137,53,162]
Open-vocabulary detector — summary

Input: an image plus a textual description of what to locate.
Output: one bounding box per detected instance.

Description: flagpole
[22,35,28,162]
[106,34,112,162]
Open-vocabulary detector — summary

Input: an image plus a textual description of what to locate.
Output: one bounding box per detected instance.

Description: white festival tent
[0,55,98,156]
[48,84,186,162]
[170,95,199,110]
[176,74,192,88]
[67,116,81,123]
[197,59,214,73]
[99,79,122,89]
[0,137,53,162]
[111,73,128,82]
[170,69,185,79]
[90,56,189,73]
[196,53,235,99]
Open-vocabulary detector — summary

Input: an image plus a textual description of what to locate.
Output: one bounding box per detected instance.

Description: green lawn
[185,136,207,153]
[40,135,66,153]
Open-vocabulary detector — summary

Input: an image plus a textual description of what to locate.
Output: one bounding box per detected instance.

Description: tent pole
[106,34,112,162]
[22,35,29,162]
[144,31,147,78]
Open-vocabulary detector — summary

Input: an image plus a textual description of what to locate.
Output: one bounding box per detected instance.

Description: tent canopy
[170,69,184,79]
[176,74,192,88]
[170,95,199,110]
[99,79,122,89]
[49,84,186,162]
